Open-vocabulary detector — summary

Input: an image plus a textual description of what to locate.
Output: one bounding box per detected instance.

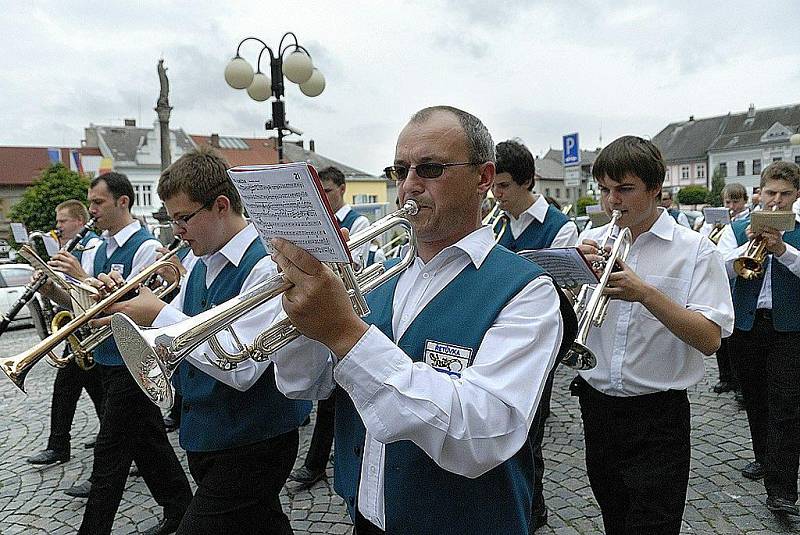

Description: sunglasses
[383,162,476,181]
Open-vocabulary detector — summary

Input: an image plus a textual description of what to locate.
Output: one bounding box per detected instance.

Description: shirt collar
[420,226,495,269]
[102,220,142,247]
[527,194,550,223]
[732,207,750,221]
[200,223,258,268]
[335,205,353,222]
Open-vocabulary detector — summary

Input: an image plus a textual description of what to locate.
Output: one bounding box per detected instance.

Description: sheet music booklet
[750,210,797,234]
[227,162,352,264]
[518,247,599,287]
[703,207,731,226]
[10,222,28,244]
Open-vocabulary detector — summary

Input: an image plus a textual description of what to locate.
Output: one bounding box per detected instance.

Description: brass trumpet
[734,205,778,280]
[564,210,632,370]
[482,200,507,244]
[111,201,419,409]
[0,258,181,392]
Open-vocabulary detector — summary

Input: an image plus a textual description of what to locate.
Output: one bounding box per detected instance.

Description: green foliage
[576,196,598,216]
[676,185,709,206]
[9,163,89,246]
[706,168,725,206]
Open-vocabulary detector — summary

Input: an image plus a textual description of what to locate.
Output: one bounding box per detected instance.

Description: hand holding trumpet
[84,271,166,327]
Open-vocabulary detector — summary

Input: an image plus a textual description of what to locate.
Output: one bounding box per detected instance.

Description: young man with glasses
[97,146,310,534]
[26,200,105,468]
[42,173,193,535]
[491,139,579,531]
[269,106,576,534]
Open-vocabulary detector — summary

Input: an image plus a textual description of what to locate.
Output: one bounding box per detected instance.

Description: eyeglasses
[168,202,211,229]
[383,162,476,182]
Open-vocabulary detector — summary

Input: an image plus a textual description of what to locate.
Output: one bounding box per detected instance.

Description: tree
[706,168,725,206]
[676,185,709,206]
[9,163,90,238]
[576,196,598,216]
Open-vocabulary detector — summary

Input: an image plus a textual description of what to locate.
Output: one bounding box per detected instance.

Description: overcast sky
[2,1,799,175]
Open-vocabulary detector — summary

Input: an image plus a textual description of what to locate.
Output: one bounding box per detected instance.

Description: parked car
[0,263,46,330]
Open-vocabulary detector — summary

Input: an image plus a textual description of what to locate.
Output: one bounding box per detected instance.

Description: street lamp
[224,33,325,163]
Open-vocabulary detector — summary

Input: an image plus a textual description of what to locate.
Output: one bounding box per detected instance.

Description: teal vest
[340,208,361,231]
[178,238,311,452]
[71,231,98,263]
[495,204,569,252]
[667,208,681,223]
[334,247,551,534]
[93,225,153,366]
[731,218,800,331]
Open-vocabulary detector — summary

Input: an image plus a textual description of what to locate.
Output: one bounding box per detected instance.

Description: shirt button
[422,273,430,279]
[369,465,377,475]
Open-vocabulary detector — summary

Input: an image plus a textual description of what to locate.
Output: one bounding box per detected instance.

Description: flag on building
[71,150,84,174]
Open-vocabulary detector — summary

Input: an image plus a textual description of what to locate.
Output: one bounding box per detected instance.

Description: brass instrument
[561,204,573,216]
[49,310,95,370]
[111,201,420,409]
[0,258,181,392]
[707,209,733,245]
[482,201,507,244]
[564,210,632,370]
[733,205,778,280]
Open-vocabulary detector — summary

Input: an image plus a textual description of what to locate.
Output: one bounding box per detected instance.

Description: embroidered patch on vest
[111,263,125,273]
[424,340,472,377]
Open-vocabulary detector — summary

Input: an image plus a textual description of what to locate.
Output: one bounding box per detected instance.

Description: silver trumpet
[112,201,419,409]
[563,210,632,370]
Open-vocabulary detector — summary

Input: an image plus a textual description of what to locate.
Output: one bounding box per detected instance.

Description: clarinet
[0,218,97,336]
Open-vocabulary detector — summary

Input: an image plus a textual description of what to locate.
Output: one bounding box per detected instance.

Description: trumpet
[482,200,507,244]
[111,201,420,409]
[563,210,632,370]
[707,209,733,244]
[0,258,181,392]
[733,205,778,280]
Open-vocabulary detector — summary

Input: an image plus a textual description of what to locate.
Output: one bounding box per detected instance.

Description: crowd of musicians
[6,105,800,535]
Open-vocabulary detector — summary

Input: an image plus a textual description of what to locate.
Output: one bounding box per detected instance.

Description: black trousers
[731,310,800,501]
[715,336,738,386]
[176,429,299,535]
[78,365,192,535]
[353,511,385,535]
[47,357,104,454]
[574,377,690,535]
[305,395,336,473]
[530,368,556,519]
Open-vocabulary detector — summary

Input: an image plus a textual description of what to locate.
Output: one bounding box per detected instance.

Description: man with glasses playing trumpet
[44,172,192,535]
[94,147,310,535]
[26,200,105,468]
[716,161,800,516]
[490,138,578,531]
[269,106,576,535]
[574,136,733,534]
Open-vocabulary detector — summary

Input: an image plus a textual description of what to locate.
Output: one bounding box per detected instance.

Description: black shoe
[163,415,179,433]
[766,496,800,516]
[142,516,181,535]
[26,449,69,465]
[742,461,765,480]
[84,440,96,449]
[64,480,92,498]
[713,381,733,394]
[532,511,548,531]
[288,466,326,490]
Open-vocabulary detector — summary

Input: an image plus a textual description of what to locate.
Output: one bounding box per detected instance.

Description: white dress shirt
[716,214,800,309]
[153,224,283,391]
[271,225,564,529]
[336,205,371,267]
[507,195,579,247]
[79,220,159,280]
[577,208,734,396]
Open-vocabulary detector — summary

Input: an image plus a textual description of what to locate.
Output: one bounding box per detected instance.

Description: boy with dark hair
[717,161,800,516]
[576,135,733,533]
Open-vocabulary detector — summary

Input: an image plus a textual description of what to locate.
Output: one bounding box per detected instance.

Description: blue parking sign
[563,133,580,166]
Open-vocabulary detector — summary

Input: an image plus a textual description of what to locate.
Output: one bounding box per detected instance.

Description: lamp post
[224,33,325,163]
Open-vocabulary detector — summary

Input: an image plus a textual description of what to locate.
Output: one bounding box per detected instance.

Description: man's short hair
[760,161,800,190]
[91,172,134,212]
[318,166,345,187]
[496,140,536,191]
[721,183,747,202]
[55,199,89,223]
[409,106,495,164]
[592,136,666,191]
[157,146,243,215]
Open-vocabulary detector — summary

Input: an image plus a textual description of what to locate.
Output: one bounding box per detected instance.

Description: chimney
[688,115,694,122]
[309,139,315,152]
[747,103,756,118]
[124,118,136,127]
[210,133,220,148]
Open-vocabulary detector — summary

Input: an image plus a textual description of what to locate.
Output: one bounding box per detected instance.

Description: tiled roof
[97,125,195,163]
[281,142,378,179]
[0,146,87,185]
[535,157,564,179]
[543,148,599,166]
[709,104,800,151]
[652,115,728,162]
[190,135,278,167]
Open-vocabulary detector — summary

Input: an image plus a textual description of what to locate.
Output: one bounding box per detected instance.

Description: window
[773,157,782,162]
[545,188,551,197]
[353,194,377,204]
[696,164,706,179]
[133,184,153,207]
[0,266,34,287]
[795,155,800,165]
[719,162,727,177]
[737,161,745,176]
[556,188,561,198]
[566,189,571,199]
[753,159,761,175]
[681,166,690,180]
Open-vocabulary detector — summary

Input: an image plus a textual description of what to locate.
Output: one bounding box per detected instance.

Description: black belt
[755,309,772,321]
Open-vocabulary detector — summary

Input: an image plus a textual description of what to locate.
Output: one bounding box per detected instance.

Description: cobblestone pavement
[1,325,798,534]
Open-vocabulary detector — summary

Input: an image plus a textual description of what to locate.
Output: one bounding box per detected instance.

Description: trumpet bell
[733,256,764,280]
[113,314,176,409]
[561,341,597,371]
